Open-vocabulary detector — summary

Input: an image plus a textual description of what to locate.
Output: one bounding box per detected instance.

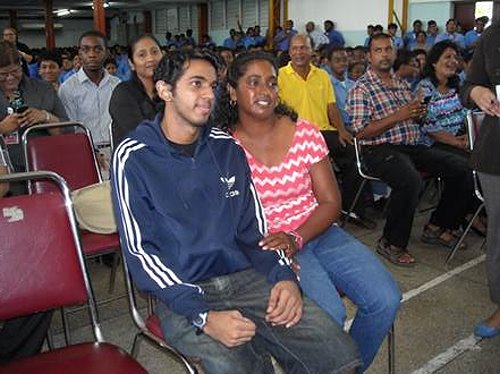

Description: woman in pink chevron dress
[215,51,401,372]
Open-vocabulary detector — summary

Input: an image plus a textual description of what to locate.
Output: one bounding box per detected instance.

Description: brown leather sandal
[376,238,416,267]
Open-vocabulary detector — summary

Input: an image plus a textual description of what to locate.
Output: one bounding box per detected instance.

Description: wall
[288,0,389,46]
[408,1,454,32]
[0,18,94,49]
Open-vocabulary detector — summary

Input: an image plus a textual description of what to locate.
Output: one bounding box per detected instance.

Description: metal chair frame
[120,242,198,374]
[0,171,146,373]
[445,111,486,265]
[21,122,121,344]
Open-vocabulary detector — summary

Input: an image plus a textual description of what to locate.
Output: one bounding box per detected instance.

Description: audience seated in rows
[346,33,473,266]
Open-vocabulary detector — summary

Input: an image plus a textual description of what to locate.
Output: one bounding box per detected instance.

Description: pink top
[236,119,329,233]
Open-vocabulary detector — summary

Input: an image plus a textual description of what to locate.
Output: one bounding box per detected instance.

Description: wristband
[44,110,50,122]
[287,230,304,250]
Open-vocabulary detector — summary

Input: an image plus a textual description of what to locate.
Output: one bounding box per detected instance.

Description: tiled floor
[50,204,500,373]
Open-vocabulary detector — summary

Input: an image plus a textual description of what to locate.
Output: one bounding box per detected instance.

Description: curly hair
[423,40,460,90]
[212,51,297,132]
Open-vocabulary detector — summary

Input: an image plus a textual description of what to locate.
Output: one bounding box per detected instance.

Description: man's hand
[266,281,303,328]
[401,100,426,121]
[203,310,256,348]
[338,127,354,146]
[0,114,21,134]
[470,86,500,117]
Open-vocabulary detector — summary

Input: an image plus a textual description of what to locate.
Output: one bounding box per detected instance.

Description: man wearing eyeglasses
[2,27,33,76]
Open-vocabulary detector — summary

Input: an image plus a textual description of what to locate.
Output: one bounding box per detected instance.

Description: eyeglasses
[0,65,22,81]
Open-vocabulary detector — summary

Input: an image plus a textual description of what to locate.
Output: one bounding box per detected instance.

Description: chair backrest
[0,171,103,341]
[23,122,102,193]
[353,137,380,181]
[466,111,485,152]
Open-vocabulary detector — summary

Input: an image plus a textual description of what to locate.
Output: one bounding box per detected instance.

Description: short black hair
[368,33,392,51]
[328,46,346,60]
[78,30,107,48]
[153,49,220,89]
[39,50,62,67]
[388,23,398,30]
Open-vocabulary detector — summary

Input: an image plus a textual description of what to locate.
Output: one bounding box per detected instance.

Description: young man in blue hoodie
[111,50,359,373]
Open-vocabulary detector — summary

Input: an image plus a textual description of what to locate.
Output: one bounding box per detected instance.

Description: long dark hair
[213,51,297,132]
[423,40,460,90]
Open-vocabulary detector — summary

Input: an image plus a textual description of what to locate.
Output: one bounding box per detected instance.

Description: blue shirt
[392,36,404,49]
[325,29,345,47]
[426,33,438,46]
[464,29,481,48]
[58,68,121,145]
[435,32,465,49]
[330,73,355,125]
[274,29,298,51]
[222,37,238,49]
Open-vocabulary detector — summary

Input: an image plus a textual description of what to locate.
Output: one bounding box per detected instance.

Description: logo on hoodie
[220,176,239,198]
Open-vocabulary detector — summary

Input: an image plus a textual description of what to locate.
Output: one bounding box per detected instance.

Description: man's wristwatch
[192,312,208,335]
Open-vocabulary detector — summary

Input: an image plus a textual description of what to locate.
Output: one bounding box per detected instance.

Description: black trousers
[321,130,369,214]
[362,143,472,248]
[0,311,53,363]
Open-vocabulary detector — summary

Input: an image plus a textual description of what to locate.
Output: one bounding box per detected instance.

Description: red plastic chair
[0,171,146,374]
[22,122,120,292]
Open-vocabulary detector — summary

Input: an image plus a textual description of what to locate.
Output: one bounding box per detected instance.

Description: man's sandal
[376,238,416,267]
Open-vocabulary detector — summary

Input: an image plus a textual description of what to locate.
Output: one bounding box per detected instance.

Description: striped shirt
[236,119,329,233]
[346,66,422,146]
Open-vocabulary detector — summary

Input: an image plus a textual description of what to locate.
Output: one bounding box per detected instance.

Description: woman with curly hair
[213,51,401,372]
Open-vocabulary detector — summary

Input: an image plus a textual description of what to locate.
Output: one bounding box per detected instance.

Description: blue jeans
[158,269,360,374]
[296,225,401,372]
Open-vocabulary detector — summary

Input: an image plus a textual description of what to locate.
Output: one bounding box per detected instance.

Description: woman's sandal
[376,238,416,267]
[421,224,467,249]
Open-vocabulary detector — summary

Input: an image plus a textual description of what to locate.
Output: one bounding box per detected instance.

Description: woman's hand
[0,114,21,134]
[18,107,47,127]
[470,86,500,117]
[259,231,298,258]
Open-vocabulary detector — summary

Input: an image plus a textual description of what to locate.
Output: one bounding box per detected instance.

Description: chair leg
[45,327,55,351]
[340,179,367,227]
[108,252,120,294]
[60,308,71,346]
[388,323,395,374]
[131,332,144,358]
[445,203,484,266]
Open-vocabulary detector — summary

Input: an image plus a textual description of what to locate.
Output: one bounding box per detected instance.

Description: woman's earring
[230,99,237,107]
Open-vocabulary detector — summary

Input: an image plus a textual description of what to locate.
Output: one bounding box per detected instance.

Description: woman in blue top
[416,41,468,150]
[416,40,486,237]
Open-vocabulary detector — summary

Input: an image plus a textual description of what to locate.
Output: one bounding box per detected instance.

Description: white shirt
[308,30,329,49]
[59,68,120,145]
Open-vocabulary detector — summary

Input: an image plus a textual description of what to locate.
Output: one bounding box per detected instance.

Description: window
[475,1,493,26]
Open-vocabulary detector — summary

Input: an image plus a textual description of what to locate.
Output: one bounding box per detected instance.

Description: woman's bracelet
[287,230,304,250]
[44,110,51,123]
